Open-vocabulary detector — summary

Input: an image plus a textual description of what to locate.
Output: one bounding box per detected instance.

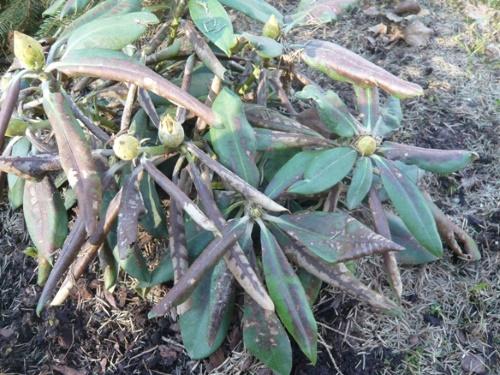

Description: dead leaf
[385,11,404,23]
[53,365,86,375]
[395,0,421,16]
[461,353,487,374]
[0,326,15,339]
[363,6,380,16]
[368,23,388,36]
[403,20,433,47]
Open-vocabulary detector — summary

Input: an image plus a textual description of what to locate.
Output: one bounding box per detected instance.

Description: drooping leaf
[273,227,401,314]
[386,211,440,265]
[346,156,373,209]
[373,156,442,257]
[288,0,357,28]
[23,176,68,261]
[42,82,102,235]
[179,259,235,359]
[269,211,403,263]
[243,247,292,375]
[288,147,357,195]
[242,33,283,58]
[296,84,358,137]
[218,0,284,24]
[60,0,142,38]
[48,49,217,126]
[302,40,424,99]
[7,137,31,209]
[64,11,159,53]
[264,150,319,199]
[211,87,260,187]
[259,222,317,363]
[371,96,402,136]
[354,85,379,129]
[379,142,478,175]
[0,154,61,180]
[188,0,236,56]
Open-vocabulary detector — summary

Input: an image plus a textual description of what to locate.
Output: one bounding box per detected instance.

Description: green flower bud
[356,135,377,156]
[13,31,45,71]
[158,113,184,148]
[113,134,140,161]
[262,15,281,40]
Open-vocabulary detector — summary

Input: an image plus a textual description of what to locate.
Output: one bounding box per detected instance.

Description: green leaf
[270,211,403,263]
[296,85,357,137]
[371,96,402,137]
[379,142,478,175]
[373,156,442,257]
[7,137,31,209]
[139,175,168,238]
[354,86,379,129]
[218,0,283,24]
[346,156,373,209]
[65,11,159,53]
[254,128,330,152]
[60,0,142,38]
[188,0,236,56]
[264,150,319,199]
[179,260,235,359]
[211,87,260,187]
[297,269,322,306]
[288,147,357,195]
[60,0,91,18]
[242,33,283,58]
[44,0,66,16]
[386,211,440,265]
[259,223,317,363]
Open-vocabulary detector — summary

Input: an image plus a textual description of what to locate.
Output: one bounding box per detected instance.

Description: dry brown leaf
[461,353,487,374]
[395,0,421,16]
[368,23,388,36]
[403,20,433,47]
[53,365,86,375]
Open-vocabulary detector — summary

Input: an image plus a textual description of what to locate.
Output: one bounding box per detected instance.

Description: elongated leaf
[264,150,319,199]
[297,269,322,306]
[245,104,321,137]
[64,11,158,53]
[243,247,292,375]
[354,86,379,129]
[255,128,331,152]
[211,87,259,187]
[273,227,401,314]
[302,40,423,98]
[386,211,439,265]
[373,156,442,257]
[346,156,373,209]
[288,0,357,28]
[242,33,283,58]
[23,177,68,260]
[139,175,168,238]
[270,211,403,263]
[371,96,402,136]
[296,84,357,137]
[48,49,217,125]
[379,142,477,175]
[44,0,66,16]
[0,155,61,180]
[259,222,317,363]
[7,137,31,209]
[188,0,236,56]
[288,147,357,195]
[179,260,235,359]
[42,82,101,235]
[60,0,91,18]
[219,0,283,24]
[60,0,142,38]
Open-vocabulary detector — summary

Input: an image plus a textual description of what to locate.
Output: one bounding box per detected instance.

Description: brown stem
[120,84,137,131]
[195,76,222,133]
[176,54,196,124]
[256,69,268,106]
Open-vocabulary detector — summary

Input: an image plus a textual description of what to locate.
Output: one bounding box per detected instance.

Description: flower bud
[262,15,281,40]
[356,135,377,156]
[158,113,184,148]
[13,31,45,71]
[113,134,140,161]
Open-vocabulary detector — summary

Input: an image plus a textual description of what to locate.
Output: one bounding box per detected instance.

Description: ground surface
[0,0,498,374]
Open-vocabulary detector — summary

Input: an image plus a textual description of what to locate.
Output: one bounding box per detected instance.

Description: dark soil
[1,0,498,374]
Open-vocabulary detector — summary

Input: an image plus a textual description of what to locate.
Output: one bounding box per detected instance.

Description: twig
[176,54,196,124]
[120,84,138,131]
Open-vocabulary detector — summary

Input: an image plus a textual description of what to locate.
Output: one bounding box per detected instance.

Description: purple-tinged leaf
[302,40,424,98]
[297,269,322,306]
[379,141,478,175]
[42,81,102,235]
[0,154,61,179]
[6,137,31,209]
[268,211,403,263]
[258,221,317,363]
[255,128,333,152]
[373,155,442,257]
[0,71,22,151]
